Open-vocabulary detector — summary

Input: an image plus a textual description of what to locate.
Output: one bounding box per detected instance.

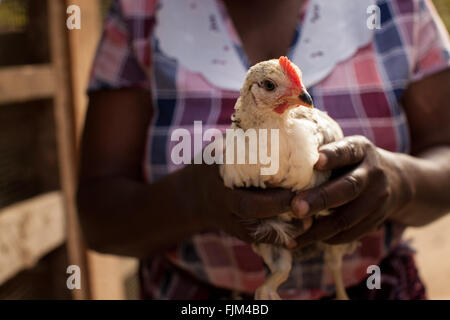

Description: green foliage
[101,0,113,19]
[0,0,28,33]
[433,0,450,31]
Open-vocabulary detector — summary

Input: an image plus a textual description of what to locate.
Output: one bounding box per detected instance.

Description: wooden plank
[0,192,65,285]
[0,65,55,104]
[47,0,91,300]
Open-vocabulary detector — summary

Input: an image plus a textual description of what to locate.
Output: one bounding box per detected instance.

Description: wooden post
[66,0,102,146]
[47,0,91,300]
[65,0,138,300]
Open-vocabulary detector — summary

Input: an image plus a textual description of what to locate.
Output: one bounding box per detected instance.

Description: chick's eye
[262,80,276,91]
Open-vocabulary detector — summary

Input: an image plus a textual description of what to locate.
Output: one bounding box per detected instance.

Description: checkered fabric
[88,0,450,299]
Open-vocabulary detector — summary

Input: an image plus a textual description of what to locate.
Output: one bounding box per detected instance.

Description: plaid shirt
[89,0,450,299]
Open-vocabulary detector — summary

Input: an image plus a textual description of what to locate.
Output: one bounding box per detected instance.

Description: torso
[139,0,415,298]
[89,0,450,299]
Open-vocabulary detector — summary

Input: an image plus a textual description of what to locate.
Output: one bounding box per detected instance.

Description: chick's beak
[284,90,314,108]
[298,91,314,108]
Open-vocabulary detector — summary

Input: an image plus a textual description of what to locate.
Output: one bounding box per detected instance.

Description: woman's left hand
[290,135,414,247]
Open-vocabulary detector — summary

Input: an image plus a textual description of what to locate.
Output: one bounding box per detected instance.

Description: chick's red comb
[279,56,301,88]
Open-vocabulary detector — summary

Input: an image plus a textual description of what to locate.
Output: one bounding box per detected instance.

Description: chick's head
[242,56,313,115]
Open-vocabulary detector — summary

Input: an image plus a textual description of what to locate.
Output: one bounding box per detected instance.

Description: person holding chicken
[78,0,450,300]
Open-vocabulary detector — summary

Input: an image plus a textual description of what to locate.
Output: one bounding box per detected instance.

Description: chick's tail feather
[251,217,297,245]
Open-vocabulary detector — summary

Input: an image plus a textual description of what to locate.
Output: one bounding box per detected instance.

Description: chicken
[220,56,357,300]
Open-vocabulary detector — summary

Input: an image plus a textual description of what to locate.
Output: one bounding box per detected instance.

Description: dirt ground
[404,213,450,300]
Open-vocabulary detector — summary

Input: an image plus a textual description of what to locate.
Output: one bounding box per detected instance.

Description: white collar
[154,0,375,90]
[292,0,376,87]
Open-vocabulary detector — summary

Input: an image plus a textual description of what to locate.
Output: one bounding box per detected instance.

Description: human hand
[290,135,414,247]
[192,163,300,243]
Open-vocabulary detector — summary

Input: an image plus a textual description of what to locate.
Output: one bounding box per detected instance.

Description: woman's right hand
[190,163,297,243]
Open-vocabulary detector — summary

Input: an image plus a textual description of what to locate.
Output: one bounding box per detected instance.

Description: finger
[294,194,378,248]
[228,187,295,219]
[287,217,313,249]
[291,167,368,218]
[324,211,387,245]
[291,217,314,238]
[224,216,254,243]
[315,136,371,171]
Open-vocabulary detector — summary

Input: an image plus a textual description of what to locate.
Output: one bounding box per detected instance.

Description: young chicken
[220,56,357,300]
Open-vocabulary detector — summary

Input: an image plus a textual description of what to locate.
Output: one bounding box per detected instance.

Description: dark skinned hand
[192,163,305,244]
[290,135,414,248]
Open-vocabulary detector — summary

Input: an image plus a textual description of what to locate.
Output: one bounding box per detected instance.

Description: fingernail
[286,239,297,249]
[316,153,327,169]
[293,199,309,218]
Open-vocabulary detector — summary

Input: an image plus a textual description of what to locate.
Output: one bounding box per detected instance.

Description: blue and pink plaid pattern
[88,0,450,299]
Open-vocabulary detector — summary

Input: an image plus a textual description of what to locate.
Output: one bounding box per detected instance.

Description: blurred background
[0,0,449,300]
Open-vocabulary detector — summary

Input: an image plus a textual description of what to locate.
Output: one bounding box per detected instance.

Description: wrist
[382,149,418,222]
[394,152,416,206]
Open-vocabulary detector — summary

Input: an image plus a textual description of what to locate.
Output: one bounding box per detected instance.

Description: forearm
[388,145,450,226]
[77,165,205,258]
